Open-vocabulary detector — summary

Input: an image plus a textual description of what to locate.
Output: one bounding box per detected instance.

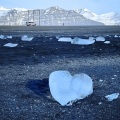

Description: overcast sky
[0,0,120,14]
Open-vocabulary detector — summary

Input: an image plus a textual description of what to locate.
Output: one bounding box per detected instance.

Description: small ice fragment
[0,35,6,39]
[58,37,72,42]
[4,43,18,47]
[98,102,102,105]
[114,75,117,77]
[114,35,118,38]
[7,36,12,39]
[56,36,61,39]
[21,35,33,41]
[111,78,115,80]
[105,93,119,101]
[99,79,103,82]
[104,41,110,44]
[96,36,105,41]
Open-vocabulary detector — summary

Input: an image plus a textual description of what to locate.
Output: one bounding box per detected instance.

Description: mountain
[1,6,120,26]
[75,8,120,25]
[0,6,10,11]
[11,8,28,11]
[0,6,104,26]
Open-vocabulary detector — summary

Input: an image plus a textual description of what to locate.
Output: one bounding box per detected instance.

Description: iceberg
[72,37,95,45]
[4,43,18,47]
[105,93,119,101]
[49,71,93,106]
[21,35,33,41]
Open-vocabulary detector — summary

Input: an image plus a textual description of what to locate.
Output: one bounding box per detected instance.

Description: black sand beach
[0,26,120,120]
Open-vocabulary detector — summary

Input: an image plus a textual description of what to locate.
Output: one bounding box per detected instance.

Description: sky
[0,0,120,14]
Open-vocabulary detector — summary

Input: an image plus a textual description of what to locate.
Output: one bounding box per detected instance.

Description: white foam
[49,71,93,106]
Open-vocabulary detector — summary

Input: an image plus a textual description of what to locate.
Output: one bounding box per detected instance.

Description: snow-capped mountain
[0,6,119,26]
[0,6,10,19]
[11,8,28,11]
[75,8,120,25]
[0,6,104,26]
[0,6,10,11]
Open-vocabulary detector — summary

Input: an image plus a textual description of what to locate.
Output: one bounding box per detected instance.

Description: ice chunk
[58,37,72,42]
[105,93,119,101]
[89,37,95,40]
[21,35,33,41]
[0,35,6,39]
[104,41,110,44]
[99,79,103,82]
[49,71,93,106]
[72,37,95,45]
[7,36,12,39]
[114,35,118,38]
[4,43,18,47]
[98,102,102,105]
[56,35,61,39]
[96,36,105,41]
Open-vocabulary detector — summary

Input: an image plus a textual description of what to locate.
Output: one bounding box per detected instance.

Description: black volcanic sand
[0,27,120,120]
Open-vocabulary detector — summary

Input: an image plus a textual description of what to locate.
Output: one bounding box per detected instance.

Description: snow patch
[4,43,18,47]
[12,8,27,11]
[49,71,93,106]
[105,93,119,101]
[21,35,33,41]
[96,36,105,41]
